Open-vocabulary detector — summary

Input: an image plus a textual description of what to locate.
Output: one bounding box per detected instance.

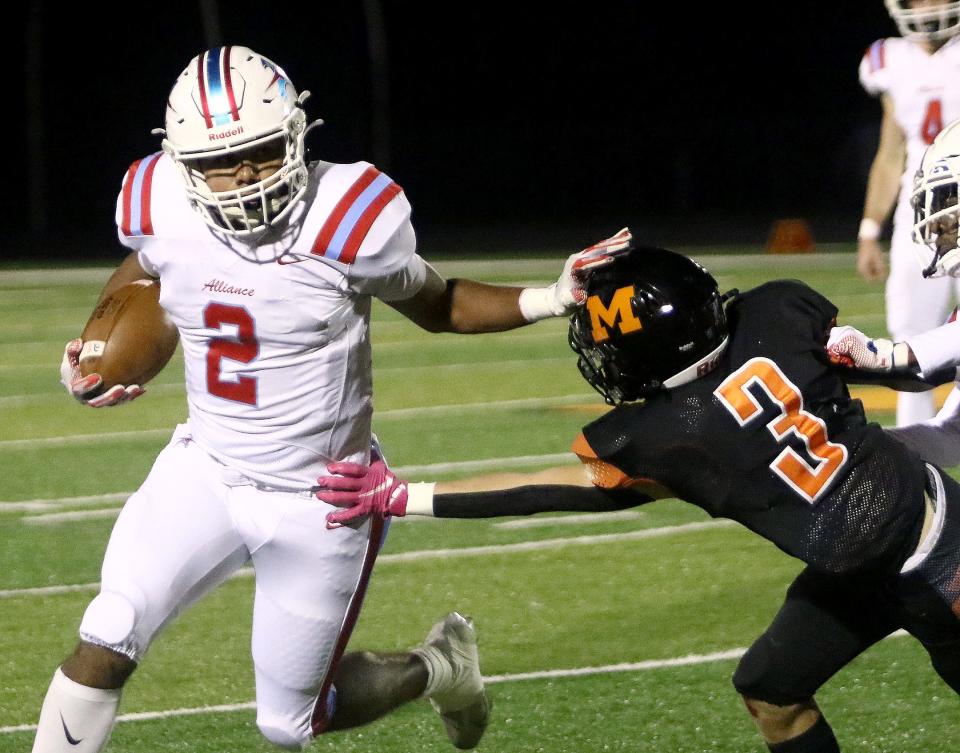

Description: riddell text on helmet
[210,125,244,141]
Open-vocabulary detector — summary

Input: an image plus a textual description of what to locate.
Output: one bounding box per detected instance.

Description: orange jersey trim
[571,432,673,499]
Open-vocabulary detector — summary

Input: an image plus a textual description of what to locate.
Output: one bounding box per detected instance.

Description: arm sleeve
[886,385,960,468]
[432,485,649,519]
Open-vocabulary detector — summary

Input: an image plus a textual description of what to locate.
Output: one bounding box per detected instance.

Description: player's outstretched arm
[825,325,955,389]
[316,461,650,526]
[431,485,648,519]
[388,228,632,333]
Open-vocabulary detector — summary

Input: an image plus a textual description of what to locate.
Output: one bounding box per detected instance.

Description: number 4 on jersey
[922,98,943,145]
[714,357,848,504]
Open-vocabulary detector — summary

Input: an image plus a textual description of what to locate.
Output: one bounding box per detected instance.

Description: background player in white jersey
[833,116,960,466]
[39,46,630,753]
[856,0,960,425]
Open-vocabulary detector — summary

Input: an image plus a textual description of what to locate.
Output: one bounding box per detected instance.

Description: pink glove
[316,459,409,529]
[59,338,145,408]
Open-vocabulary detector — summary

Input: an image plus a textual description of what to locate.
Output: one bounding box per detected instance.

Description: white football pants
[78,424,385,747]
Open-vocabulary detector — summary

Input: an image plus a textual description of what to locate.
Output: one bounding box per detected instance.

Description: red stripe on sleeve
[311,166,381,256]
[139,154,160,236]
[120,159,142,237]
[222,46,240,122]
[338,182,403,265]
[197,52,213,129]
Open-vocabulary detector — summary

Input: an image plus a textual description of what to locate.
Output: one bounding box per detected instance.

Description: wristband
[892,341,911,369]
[404,482,436,516]
[518,285,561,322]
[858,218,882,241]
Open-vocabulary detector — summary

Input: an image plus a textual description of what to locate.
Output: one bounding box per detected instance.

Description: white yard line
[0,253,856,290]
[0,396,599,450]
[22,508,121,525]
[0,429,171,450]
[0,650,746,734]
[0,447,583,511]
[0,520,729,599]
[0,492,130,512]
[0,629,911,735]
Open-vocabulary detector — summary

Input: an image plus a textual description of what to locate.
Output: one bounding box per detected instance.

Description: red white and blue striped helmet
[159,46,314,237]
[885,1,960,41]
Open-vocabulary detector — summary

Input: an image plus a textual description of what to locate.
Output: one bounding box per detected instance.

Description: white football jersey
[115,154,427,489]
[860,36,960,226]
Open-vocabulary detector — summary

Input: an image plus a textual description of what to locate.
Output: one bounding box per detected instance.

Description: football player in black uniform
[316,245,960,753]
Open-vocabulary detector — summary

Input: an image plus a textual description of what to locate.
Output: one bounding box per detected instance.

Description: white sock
[32,668,121,753]
[411,645,452,698]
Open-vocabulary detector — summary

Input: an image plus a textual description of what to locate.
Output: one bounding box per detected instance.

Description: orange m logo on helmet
[586,286,642,342]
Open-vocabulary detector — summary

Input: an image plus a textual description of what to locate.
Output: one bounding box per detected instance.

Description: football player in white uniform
[40,46,631,753]
[856,0,960,425]
[831,116,960,466]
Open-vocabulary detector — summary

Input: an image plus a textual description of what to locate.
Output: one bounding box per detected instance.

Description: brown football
[79,280,179,395]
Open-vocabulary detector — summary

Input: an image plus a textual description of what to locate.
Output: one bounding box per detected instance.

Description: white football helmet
[885,0,960,41]
[910,118,960,277]
[158,46,315,238]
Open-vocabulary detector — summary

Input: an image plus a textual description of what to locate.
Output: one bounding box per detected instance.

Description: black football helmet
[568,246,729,404]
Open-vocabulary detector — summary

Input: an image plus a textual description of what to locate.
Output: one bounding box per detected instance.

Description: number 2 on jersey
[204,303,258,405]
[922,98,943,145]
[714,357,848,504]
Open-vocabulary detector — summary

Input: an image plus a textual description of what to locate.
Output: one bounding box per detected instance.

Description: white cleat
[415,612,491,749]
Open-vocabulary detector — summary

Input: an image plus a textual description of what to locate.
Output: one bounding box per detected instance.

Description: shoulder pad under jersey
[114,153,198,250]
[859,37,902,96]
[296,161,415,281]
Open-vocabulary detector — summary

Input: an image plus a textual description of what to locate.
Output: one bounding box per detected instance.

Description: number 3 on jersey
[714,357,848,504]
[204,303,258,405]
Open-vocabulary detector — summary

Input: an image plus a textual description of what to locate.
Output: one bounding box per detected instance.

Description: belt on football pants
[900,464,946,574]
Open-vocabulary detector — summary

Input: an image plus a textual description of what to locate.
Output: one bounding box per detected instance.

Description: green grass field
[2,249,958,752]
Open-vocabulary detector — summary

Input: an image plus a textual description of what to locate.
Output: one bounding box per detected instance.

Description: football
[79,279,179,394]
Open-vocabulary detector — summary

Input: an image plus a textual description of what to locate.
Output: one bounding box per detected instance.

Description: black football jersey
[582,280,927,575]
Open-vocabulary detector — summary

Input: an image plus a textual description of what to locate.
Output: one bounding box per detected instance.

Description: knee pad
[256,710,310,751]
[78,591,140,659]
[732,636,813,707]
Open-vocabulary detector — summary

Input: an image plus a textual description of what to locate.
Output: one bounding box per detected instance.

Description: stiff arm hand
[59,338,145,408]
[518,228,633,321]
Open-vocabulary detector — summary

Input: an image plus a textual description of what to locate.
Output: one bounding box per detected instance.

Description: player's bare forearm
[443,278,528,332]
[96,252,154,305]
[862,95,906,223]
[432,484,649,519]
[391,276,528,334]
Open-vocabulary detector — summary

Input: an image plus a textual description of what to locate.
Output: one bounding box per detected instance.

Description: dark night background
[7,3,898,261]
